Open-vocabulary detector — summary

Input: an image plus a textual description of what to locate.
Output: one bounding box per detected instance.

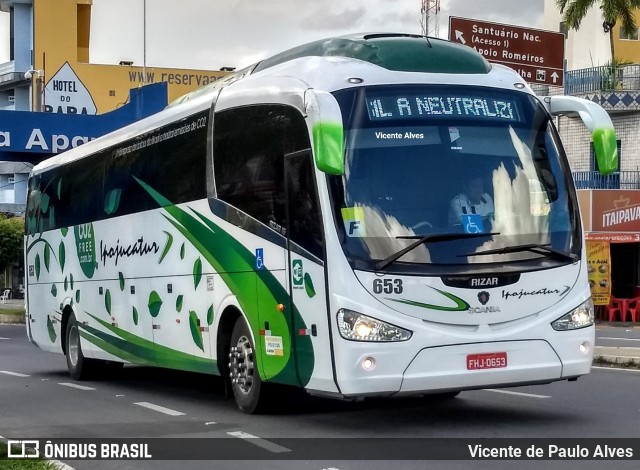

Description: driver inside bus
[448,175,494,232]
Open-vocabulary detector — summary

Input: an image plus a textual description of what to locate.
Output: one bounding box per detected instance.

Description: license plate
[467,352,507,370]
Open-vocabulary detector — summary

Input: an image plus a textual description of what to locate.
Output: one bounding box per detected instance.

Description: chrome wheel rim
[229,335,255,394]
[68,324,80,367]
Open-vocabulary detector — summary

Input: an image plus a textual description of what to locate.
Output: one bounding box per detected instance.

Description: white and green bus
[25,34,618,413]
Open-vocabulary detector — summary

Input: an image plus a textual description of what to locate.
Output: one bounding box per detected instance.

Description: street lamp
[24,69,44,112]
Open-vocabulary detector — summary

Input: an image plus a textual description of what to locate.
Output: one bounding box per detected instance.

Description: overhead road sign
[449,16,565,87]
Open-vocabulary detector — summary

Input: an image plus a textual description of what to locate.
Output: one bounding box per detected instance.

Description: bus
[24,34,618,413]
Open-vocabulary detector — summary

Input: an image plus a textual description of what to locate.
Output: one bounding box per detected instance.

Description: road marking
[59,382,96,391]
[134,402,185,416]
[0,370,30,377]
[0,337,10,340]
[205,421,216,425]
[483,389,550,399]
[593,366,640,373]
[598,337,640,342]
[227,431,291,453]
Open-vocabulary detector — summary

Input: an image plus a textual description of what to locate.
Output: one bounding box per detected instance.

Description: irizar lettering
[470,277,498,286]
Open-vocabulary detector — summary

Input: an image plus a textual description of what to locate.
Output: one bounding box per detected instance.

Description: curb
[593,355,640,368]
[0,313,25,325]
[0,314,25,324]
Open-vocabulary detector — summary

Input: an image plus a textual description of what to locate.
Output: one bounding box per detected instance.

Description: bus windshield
[328,85,580,273]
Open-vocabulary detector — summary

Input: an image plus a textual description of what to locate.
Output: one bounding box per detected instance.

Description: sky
[0,0,546,70]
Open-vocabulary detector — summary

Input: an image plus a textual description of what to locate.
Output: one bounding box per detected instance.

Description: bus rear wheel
[65,313,98,380]
[229,317,268,413]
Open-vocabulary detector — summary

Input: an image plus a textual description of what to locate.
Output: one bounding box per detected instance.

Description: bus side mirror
[546,96,618,175]
[305,90,345,175]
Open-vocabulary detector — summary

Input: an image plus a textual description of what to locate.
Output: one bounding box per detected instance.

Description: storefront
[579,190,640,301]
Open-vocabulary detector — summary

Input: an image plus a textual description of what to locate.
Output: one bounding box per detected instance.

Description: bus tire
[65,313,96,380]
[229,317,268,413]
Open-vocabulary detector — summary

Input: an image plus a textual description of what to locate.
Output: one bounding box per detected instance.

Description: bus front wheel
[65,313,97,380]
[229,317,267,413]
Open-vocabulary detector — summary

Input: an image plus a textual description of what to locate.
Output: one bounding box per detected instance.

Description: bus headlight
[337,309,412,342]
[551,299,594,331]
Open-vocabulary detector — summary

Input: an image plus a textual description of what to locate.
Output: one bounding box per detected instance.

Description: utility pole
[420,0,441,38]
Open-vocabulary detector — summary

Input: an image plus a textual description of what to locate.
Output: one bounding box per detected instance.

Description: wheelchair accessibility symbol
[462,214,485,234]
[255,248,265,270]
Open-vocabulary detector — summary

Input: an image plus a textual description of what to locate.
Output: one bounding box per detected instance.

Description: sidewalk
[594,346,640,367]
[0,298,26,324]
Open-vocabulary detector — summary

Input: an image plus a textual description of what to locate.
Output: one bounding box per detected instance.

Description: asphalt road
[1,324,639,470]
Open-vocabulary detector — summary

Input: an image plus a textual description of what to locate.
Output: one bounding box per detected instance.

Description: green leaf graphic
[193,258,202,289]
[304,273,316,298]
[148,291,163,317]
[64,276,68,292]
[70,273,74,290]
[207,305,214,325]
[61,227,68,237]
[41,193,50,213]
[180,243,185,260]
[75,290,80,303]
[35,254,41,280]
[159,231,173,264]
[105,289,112,314]
[119,272,125,291]
[176,295,183,313]
[51,284,57,297]
[133,306,139,325]
[58,241,66,272]
[44,244,50,272]
[47,316,57,343]
[57,179,62,199]
[189,311,204,351]
[104,189,122,215]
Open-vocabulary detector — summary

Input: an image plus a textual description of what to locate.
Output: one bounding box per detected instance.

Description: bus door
[282,150,335,390]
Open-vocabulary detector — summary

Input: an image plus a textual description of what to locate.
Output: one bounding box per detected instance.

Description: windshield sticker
[449,127,462,150]
[342,207,367,237]
[462,214,485,233]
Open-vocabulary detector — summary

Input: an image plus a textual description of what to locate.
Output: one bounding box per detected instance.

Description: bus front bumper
[336,338,593,397]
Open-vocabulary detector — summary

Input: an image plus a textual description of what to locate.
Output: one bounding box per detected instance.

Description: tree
[557,0,640,63]
[0,214,24,287]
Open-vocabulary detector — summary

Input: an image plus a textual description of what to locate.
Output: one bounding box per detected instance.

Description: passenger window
[214,105,312,234]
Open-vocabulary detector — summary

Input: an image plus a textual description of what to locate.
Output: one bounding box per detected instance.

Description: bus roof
[32,34,530,176]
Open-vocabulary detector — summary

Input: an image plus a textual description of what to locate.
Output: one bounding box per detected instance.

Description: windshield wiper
[375,232,500,271]
[460,243,578,262]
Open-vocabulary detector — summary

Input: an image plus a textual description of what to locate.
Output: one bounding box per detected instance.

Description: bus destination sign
[449,16,565,87]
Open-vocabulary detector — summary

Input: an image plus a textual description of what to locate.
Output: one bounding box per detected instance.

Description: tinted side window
[104,112,208,217]
[286,151,324,259]
[214,105,311,232]
[26,111,208,233]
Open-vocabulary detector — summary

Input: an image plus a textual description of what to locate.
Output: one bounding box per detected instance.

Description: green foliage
[0,441,58,469]
[557,0,640,60]
[0,214,24,272]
